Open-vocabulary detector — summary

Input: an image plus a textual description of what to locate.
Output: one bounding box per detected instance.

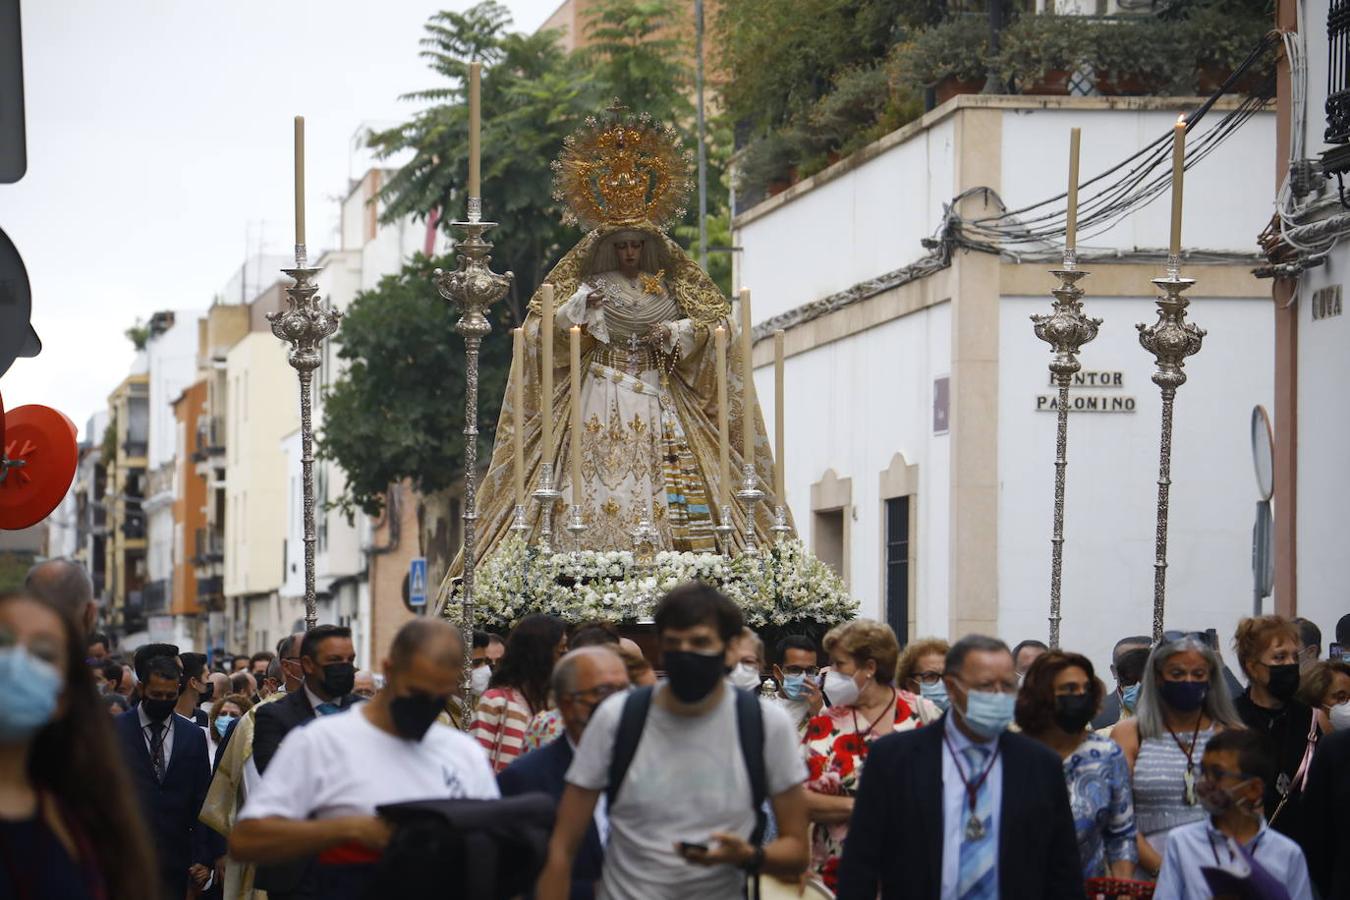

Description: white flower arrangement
[456,535,858,630]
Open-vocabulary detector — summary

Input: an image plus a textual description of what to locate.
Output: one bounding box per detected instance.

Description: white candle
[540,284,554,464]
[739,288,753,468]
[1066,127,1081,253]
[1169,116,1185,257]
[715,326,730,508]
[468,62,481,199]
[293,116,305,246]
[512,327,525,507]
[570,326,583,505]
[774,329,785,501]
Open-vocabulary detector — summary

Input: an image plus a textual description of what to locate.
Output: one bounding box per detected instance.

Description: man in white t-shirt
[230,618,498,896]
[537,583,810,900]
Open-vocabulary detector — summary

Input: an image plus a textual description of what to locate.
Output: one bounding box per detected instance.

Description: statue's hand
[586,290,604,310]
[642,323,671,347]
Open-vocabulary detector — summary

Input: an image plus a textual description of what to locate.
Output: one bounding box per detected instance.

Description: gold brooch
[640,270,666,295]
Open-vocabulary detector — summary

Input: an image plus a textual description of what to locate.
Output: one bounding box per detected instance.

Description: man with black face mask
[113,653,213,898]
[537,583,810,900]
[252,625,362,775]
[176,651,213,728]
[231,619,498,899]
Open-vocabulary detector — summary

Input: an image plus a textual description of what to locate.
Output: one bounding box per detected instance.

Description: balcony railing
[193,527,224,564]
[1329,0,1350,143]
[192,417,226,462]
[143,579,169,614]
[122,440,148,459]
[197,575,224,598]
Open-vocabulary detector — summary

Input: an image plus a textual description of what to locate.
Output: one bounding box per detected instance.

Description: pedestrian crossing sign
[409,557,428,608]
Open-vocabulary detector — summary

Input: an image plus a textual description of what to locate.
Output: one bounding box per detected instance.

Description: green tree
[319,253,514,516]
[582,0,693,120]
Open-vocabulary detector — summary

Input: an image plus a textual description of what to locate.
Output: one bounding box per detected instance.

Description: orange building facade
[171,380,208,617]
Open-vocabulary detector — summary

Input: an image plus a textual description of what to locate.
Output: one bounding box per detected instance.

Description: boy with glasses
[1154,729,1312,899]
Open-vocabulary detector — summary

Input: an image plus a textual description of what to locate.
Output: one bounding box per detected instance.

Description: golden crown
[551,105,693,232]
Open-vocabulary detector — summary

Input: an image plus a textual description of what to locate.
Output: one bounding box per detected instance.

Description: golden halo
[550,104,693,232]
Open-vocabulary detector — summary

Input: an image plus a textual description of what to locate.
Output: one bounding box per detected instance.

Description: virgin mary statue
[442,108,791,583]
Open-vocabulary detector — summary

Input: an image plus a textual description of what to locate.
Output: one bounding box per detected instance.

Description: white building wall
[755,302,952,631]
[737,118,956,319]
[147,312,203,471]
[998,293,1273,676]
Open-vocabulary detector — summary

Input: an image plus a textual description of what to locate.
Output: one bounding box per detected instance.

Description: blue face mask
[958,689,1016,740]
[920,680,950,711]
[1120,683,1141,713]
[0,646,62,742]
[214,714,236,737]
[781,673,807,701]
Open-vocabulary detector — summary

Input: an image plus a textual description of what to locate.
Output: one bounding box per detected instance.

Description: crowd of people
[1,556,1349,899]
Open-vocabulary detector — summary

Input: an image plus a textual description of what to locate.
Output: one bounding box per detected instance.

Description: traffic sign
[409,557,428,608]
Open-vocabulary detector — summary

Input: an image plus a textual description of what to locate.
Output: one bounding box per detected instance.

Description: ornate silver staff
[1137,257,1203,643]
[1032,255,1099,649]
[433,63,514,691]
[270,116,341,631]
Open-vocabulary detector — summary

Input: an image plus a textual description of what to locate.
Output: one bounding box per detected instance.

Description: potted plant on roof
[997,13,1093,95]
[889,16,990,105]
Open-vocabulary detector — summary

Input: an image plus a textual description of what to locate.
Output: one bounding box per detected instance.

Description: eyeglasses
[1199,764,1251,783]
[913,671,944,686]
[952,675,1019,695]
[781,665,819,677]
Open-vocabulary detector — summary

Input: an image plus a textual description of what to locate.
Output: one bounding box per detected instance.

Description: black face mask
[1265,664,1301,702]
[318,662,356,698]
[390,691,448,741]
[1053,693,1096,733]
[662,650,724,703]
[199,681,214,703]
[141,697,177,723]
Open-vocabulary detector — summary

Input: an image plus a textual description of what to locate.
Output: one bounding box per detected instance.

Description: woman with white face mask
[800,620,940,892]
[1299,659,1350,735]
[726,628,767,693]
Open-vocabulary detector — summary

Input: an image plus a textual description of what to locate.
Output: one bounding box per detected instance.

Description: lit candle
[1066,127,1081,253]
[569,326,583,505]
[739,288,753,469]
[774,329,785,501]
[512,327,525,507]
[1170,116,1185,257]
[468,61,481,199]
[540,284,554,464]
[293,116,305,247]
[715,326,730,508]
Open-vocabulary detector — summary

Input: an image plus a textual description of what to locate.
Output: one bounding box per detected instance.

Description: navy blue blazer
[498,736,604,900]
[113,709,212,895]
[835,715,1086,900]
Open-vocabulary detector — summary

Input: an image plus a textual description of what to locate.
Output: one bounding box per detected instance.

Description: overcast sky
[2,0,560,437]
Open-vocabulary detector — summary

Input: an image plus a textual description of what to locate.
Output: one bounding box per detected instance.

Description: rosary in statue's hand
[643,323,672,347]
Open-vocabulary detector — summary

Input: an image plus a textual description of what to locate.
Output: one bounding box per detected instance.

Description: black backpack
[607,686,769,895]
[370,793,557,900]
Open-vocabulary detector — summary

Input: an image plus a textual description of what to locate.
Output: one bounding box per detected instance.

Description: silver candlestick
[713,503,735,557]
[434,201,513,708]
[565,503,588,552]
[1137,255,1205,643]
[1031,251,1100,648]
[268,245,341,631]
[770,505,791,541]
[532,463,563,554]
[735,463,765,557]
[631,507,659,567]
[509,503,529,536]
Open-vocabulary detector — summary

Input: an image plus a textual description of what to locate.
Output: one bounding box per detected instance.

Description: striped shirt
[1134,729,1215,836]
[470,687,536,773]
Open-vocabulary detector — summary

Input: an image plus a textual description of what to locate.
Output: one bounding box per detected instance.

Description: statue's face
[614,239,643,272]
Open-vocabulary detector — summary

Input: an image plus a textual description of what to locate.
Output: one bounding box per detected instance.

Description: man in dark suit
[114,653,213,898]
[251,625,361,899]
[499,646,630,900]
[1301,726,1350,898]
[837,635,1085,900]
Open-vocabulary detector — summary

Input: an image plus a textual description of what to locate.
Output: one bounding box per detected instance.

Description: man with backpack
[536,583,810,900]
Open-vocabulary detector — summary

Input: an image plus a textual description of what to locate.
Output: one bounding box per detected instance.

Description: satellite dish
[0,224,40,379]
[1251,405,1274,501]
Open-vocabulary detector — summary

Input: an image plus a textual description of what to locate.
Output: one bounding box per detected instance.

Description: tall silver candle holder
[1031,250,1100,648]
[269,245,341,631]
[565,502,588,552]
[532,463,563,554]
[1137,255,1205,642]
[434,200,513,695]
[510,503,530,536]
[770,505,791,541]
[631,508,659,567]
[735,463,765,557]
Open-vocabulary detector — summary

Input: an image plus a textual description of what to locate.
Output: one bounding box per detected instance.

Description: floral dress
[802,689,939,888]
